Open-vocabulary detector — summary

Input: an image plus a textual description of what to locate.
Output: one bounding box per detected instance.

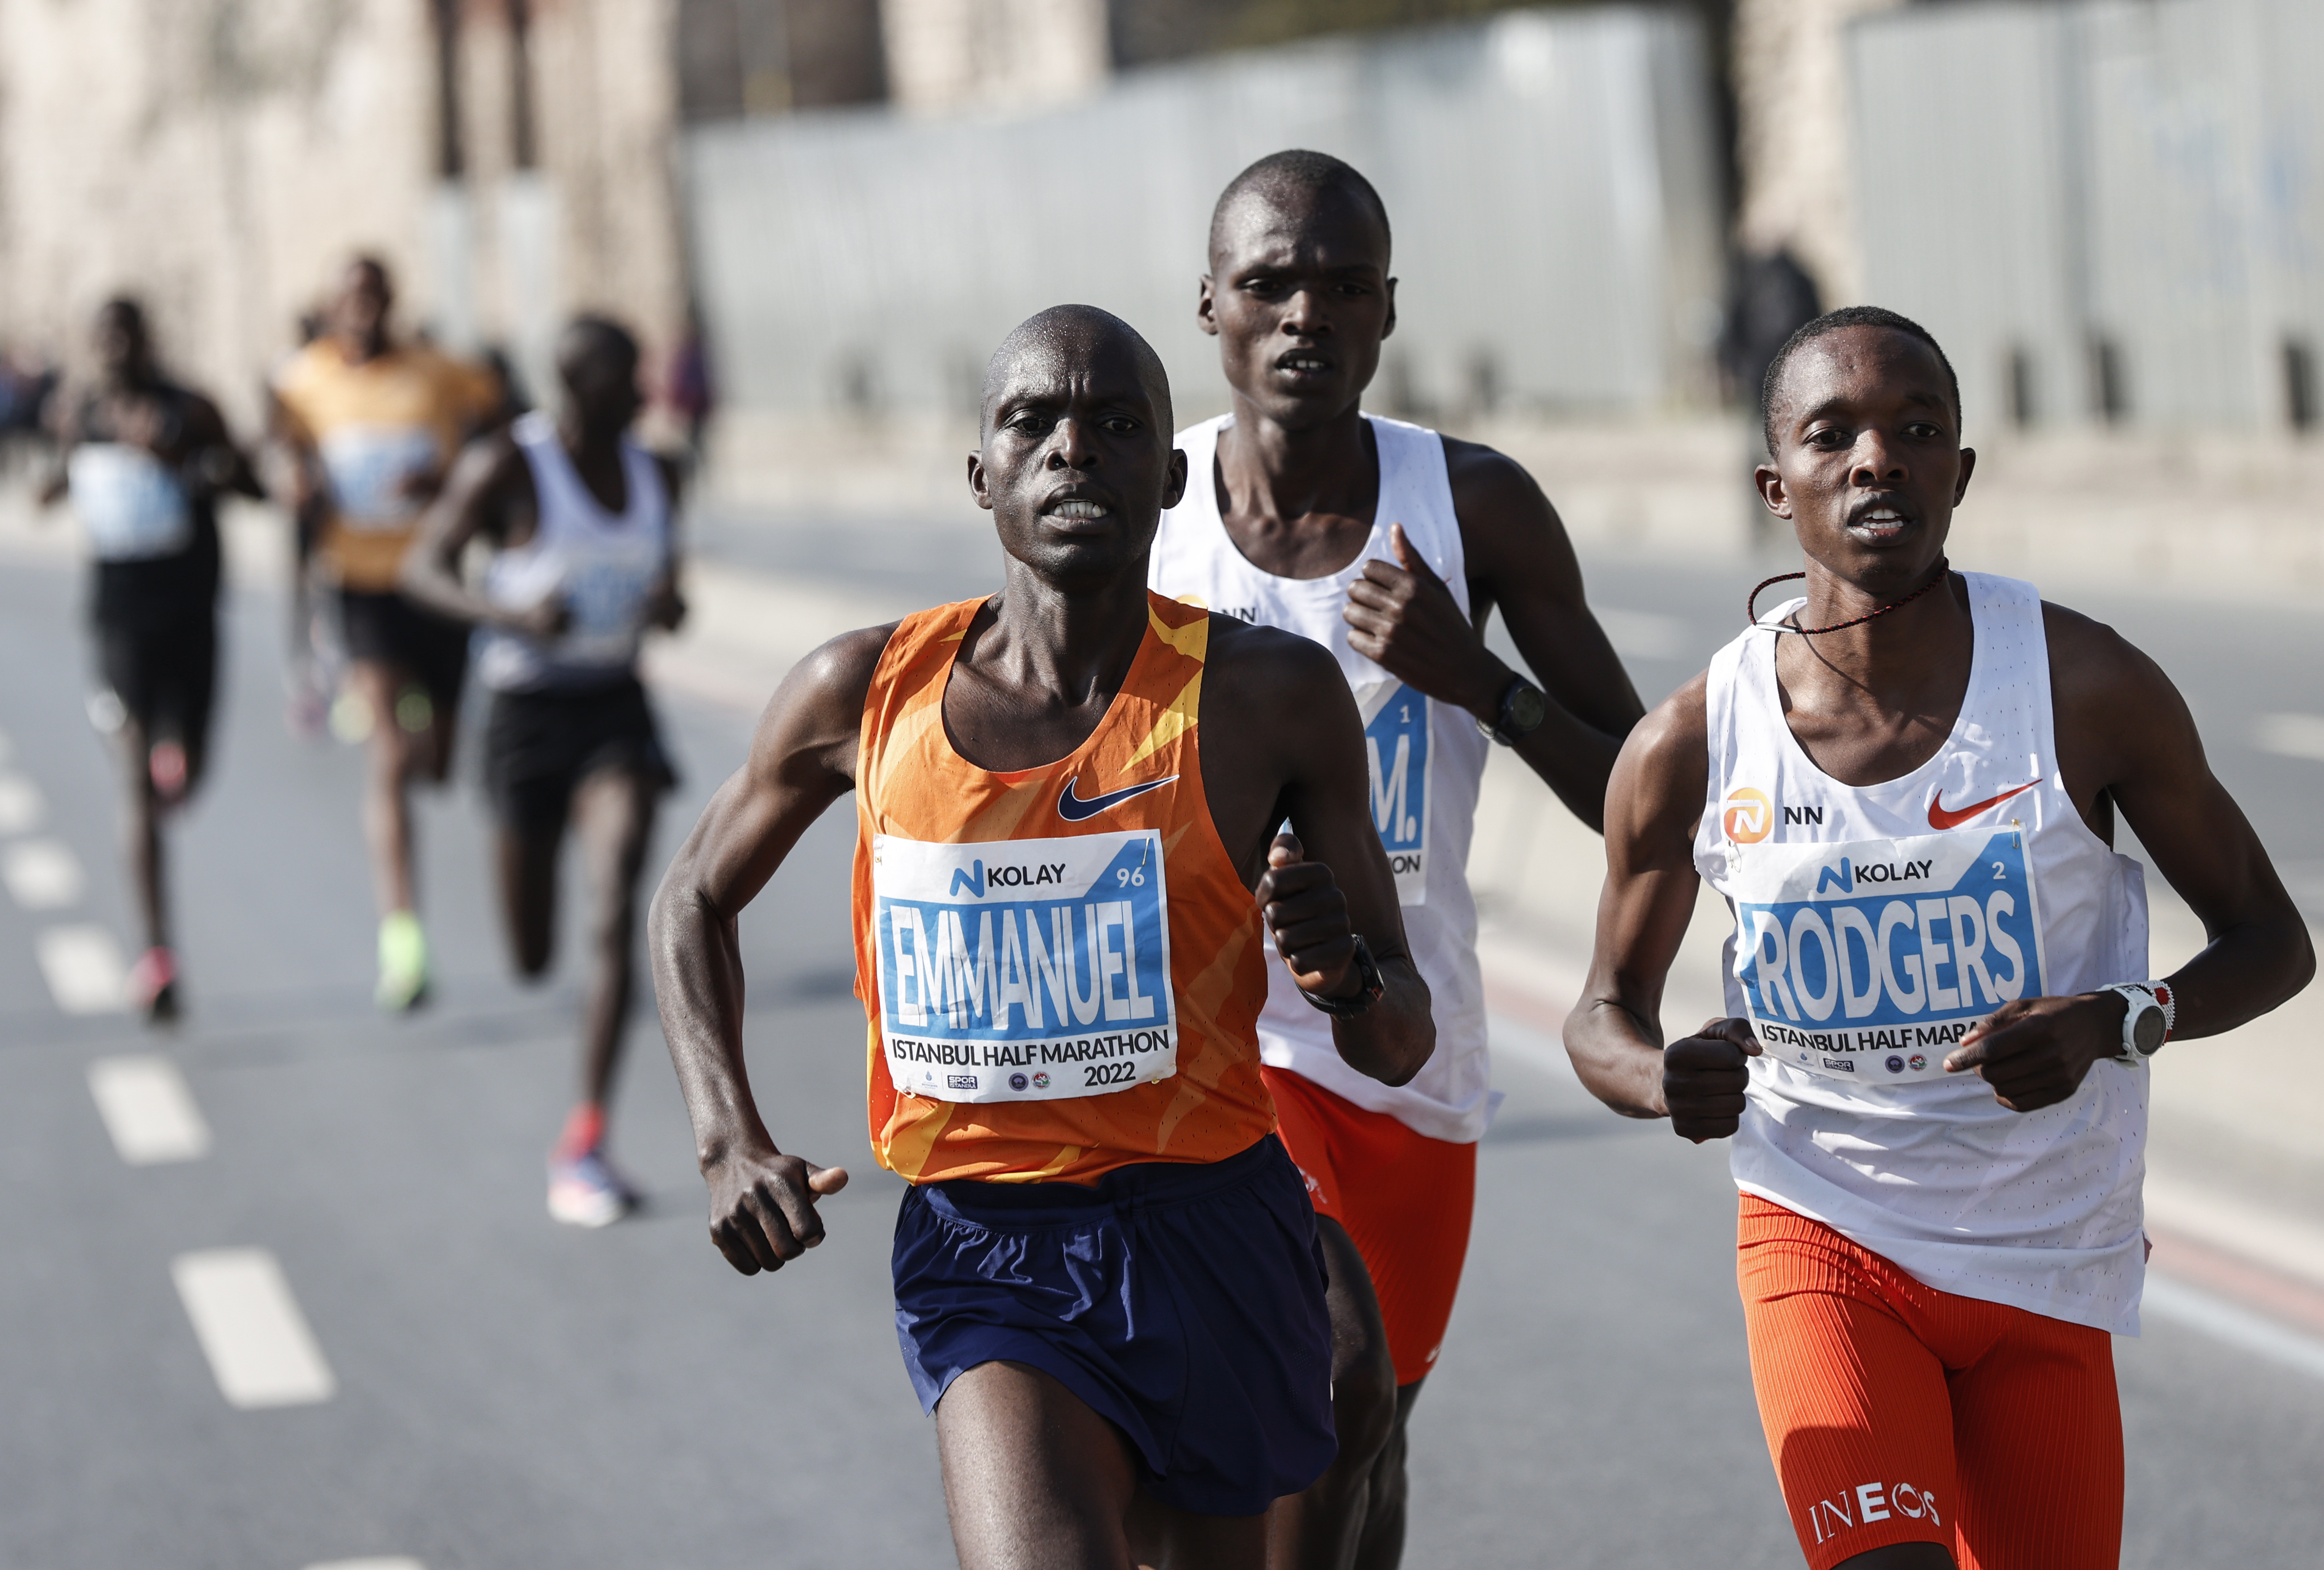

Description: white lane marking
[305,1561,427,1570]
[2142,1272,2324,1382]
[3,837,84,909]
[1594,607,1687,660]
[0,769,43,834]
[36,924,127,1013]
[171,1249,336,1408]
[88,1055,210,1164]
[2255,712,2324,763]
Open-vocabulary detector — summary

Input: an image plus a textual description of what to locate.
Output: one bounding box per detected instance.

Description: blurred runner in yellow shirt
[271,256,504,1010]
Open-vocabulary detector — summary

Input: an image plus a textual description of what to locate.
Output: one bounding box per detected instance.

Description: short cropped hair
[1761,305,1962,453]
[1209,149,1391,260]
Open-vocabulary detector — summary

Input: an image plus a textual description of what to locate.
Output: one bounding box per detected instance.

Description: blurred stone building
[0,0,1672,431]
[0,0,688,426]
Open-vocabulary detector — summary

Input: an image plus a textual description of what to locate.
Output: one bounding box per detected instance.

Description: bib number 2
[871,829,1177,1103]
[1729,828,2048,1084]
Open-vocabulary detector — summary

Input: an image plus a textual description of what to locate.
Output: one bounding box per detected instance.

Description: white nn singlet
[474,411,672,694]
[1694,572,2152,1334]
[1149,413,1493,1144]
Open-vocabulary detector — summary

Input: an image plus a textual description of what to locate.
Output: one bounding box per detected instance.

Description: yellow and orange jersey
[851,592,1275,1185]
[271,340,502,591]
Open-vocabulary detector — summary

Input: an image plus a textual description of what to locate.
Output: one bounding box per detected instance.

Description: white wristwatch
[2100,981,2174,1066]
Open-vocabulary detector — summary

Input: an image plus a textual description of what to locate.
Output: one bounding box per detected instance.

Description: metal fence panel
[681,6,1723,421]
[1850,0,2324,432]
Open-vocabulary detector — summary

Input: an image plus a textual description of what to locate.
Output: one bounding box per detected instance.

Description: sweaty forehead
[1778,327,1952,422]
[1210,183,1387,270]
[982,324,1164,417]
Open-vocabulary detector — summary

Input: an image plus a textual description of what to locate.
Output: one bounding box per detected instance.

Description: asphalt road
[2,517,2322,1570]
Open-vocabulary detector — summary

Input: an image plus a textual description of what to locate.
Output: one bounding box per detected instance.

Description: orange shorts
[1264,1066,1476,1386]
[1738,1195,2123,1570]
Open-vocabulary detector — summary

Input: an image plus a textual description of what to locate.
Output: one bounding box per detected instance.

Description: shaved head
[558,313,639,380]
[1208,149,1390,269]
[981,304,1171,439]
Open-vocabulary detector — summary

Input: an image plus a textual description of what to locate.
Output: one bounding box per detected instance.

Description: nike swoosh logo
[1927,780,2038,830]
[1057,774,1177,822]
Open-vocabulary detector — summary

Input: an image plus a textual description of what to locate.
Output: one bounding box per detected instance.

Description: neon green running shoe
[376,910,430,1013]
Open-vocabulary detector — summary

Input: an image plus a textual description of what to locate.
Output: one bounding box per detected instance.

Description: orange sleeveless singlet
[852,592,1277,1185]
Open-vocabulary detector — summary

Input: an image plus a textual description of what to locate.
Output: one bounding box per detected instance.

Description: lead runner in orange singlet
[650,306,1436,1569]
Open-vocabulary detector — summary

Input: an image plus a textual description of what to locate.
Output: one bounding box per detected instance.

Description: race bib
[1357,681,1431,904]
[557,554,661,666]
[69,443,191,560]
[320,425,440,530]
[871,830,1177,1103]
[1727,827,2047,1084]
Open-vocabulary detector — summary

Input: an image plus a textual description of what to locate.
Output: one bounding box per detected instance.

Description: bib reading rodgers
[1729,826,2048,1084]
[871,829,1177,1103]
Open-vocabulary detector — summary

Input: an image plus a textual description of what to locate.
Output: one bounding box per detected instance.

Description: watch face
[2131,1005,2167,1054]
[1506,683,1548,735]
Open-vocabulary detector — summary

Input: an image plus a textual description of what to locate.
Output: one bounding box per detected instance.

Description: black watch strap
[1477,674,1548,747]
[1300,933,1385,1017]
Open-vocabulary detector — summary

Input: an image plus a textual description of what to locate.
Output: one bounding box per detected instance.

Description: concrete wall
[680,4,1726,434]
[1848,0,2324,435]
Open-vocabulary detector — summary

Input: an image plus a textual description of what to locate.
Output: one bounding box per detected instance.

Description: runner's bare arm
[181,392,265,501]
[1203,621,1434,1087]
[648,626,895,1275]
[1946,609,2316,1110]
[1341,440,1645,831]
[397,436,554,634]
[1565,675,1762,1138]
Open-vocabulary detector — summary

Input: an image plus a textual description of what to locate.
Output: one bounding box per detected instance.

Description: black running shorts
[338,588,470,720]
[479,676,676,835]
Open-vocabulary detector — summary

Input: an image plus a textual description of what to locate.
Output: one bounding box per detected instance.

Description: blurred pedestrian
[269,257,506,1011]
[403,316,683,1226]
[1720,248,1822,547]
[37,297,261,1022]
[664,312,714,473]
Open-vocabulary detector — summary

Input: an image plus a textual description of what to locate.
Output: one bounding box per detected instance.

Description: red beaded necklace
[1746,558,1952,635]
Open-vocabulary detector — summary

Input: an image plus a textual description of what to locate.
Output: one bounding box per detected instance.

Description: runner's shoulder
[1439,432,1577,575]
[1615,671,1712,808]
[794,621,908,717]
[2038,599,2180,717]
[1202,611,1345,704]
[746,620,904,782]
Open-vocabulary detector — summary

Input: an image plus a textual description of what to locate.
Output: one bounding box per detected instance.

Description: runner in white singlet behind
[1567,307,2313,1570]
[404,316,685,1226]
[1151,150,1645,1570]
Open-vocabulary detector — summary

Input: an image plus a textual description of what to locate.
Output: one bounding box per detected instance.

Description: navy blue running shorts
[891,1133,1336,1518]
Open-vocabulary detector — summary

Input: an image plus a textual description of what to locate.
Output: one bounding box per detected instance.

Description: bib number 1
[1357,681,1431,905]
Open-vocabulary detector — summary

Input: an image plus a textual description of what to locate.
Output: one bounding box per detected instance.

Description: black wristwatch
[1300,933,1385,1018]
[1477,674,1548,747]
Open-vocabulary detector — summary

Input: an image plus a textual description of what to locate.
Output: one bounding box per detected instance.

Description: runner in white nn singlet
[402,315,685,1229]
[1165,150,1647,1568]
[1153,412,1490,1138]
[1697,571,2150,1331]
[1569,305,2313,1570]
